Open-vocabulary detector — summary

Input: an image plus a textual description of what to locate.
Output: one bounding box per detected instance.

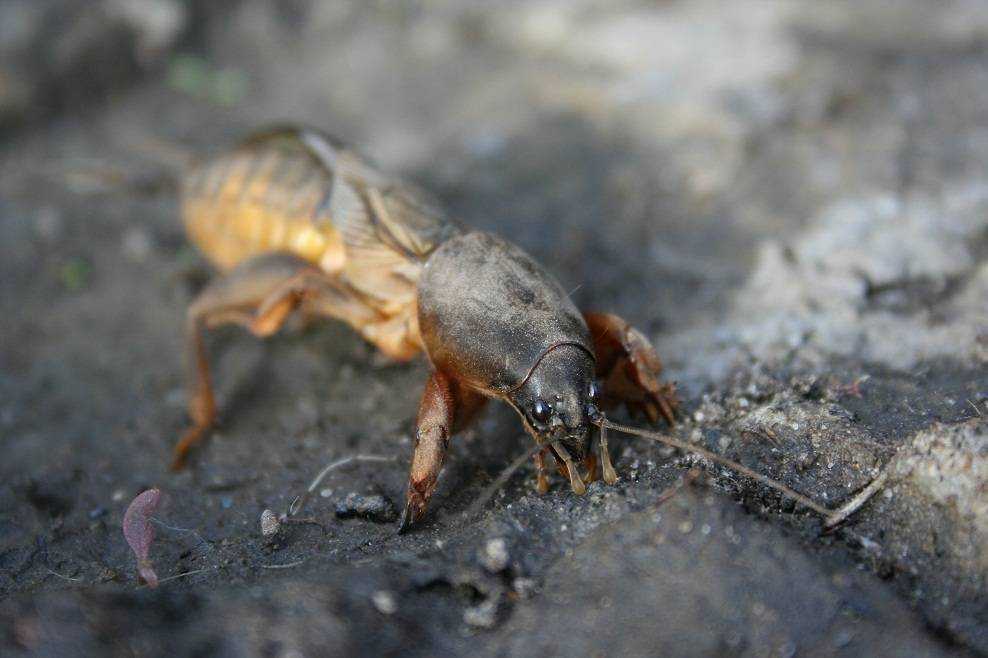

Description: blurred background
[1,1,986,656]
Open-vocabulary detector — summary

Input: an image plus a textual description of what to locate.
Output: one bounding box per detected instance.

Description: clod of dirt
[334,493,397,523]
[732,193,988,371]
[463,599,499,629]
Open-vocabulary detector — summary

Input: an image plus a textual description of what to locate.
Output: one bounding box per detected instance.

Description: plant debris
[259,509,281,538]
[122,489,161,588]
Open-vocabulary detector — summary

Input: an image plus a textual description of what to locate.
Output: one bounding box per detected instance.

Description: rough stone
[335,493,398,523]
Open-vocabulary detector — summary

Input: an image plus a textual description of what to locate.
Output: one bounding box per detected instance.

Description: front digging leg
[583,311,679,425]
[399,371,454,533]
[534,449,551,494]
[398,372,486,532]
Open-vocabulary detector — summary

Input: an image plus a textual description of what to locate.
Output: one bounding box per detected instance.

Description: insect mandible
[173,126,678,531]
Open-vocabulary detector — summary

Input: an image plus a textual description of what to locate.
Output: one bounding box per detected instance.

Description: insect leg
[550,441,586,495]
[398,372,485,532]
[598,420,619,485]
[582,452,600,484]
[583,311,679,425]
[358,311,423,362]
[534,449,550,494]
[173,253,373,469]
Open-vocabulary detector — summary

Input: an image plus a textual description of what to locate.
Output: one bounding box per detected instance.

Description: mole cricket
[173,126,678,531]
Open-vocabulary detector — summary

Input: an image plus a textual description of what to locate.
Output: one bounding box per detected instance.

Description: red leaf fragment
[122,488,161,588]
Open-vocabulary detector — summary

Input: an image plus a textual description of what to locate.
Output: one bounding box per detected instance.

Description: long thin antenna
[465,445,540,518]
[596,418,832,517]
[823,466,891,529]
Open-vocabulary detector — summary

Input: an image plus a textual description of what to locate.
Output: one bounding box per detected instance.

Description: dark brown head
[505,344,600,461]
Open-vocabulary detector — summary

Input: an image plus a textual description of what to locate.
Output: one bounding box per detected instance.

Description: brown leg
[583,452,599,484]
[534,449,550,494]
[584,311,678,425]
[598,421,618,485]
[173,253,374,469]
[550,441,586,495]
[398,372,486,532]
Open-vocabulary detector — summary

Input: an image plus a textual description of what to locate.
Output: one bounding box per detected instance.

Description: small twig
[288,454,397,518]
[599,419,832,517]
[465,445,540,518]
[46,568,83,583]
[967,399,983,418]
[260,559,307,570]
[148,567,217,586]
[150,517,212,553]
[824,468,891,530]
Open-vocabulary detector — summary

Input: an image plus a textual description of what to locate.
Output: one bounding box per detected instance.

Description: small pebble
[372,590,397,615]
[512,577,537,599]
[88,506,107,519]
[335,493,397,523]
[260,509,281,537]
[319,488,333,498]
[463,599,498,628]
[479,537,510,573]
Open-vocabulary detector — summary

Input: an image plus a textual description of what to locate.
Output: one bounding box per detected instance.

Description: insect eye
[588,381,599,401]
[532,399,551,423]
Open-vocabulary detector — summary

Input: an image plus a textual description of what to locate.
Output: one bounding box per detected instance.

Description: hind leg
[173,253,376,469]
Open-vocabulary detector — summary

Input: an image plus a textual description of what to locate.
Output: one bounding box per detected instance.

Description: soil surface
[1,2,986,656]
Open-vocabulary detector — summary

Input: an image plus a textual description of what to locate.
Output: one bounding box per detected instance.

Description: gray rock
[335,493,397,523]
[500,489,955,657]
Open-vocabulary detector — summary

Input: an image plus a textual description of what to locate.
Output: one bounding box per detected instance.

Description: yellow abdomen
[182,145,345,274]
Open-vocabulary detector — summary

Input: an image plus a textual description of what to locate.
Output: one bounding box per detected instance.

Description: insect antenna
[592,417,833,518]
[464,442,541,519]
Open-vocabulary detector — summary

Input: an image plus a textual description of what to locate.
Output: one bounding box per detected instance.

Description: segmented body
[172,125,679,521]
[181,127,457,358]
